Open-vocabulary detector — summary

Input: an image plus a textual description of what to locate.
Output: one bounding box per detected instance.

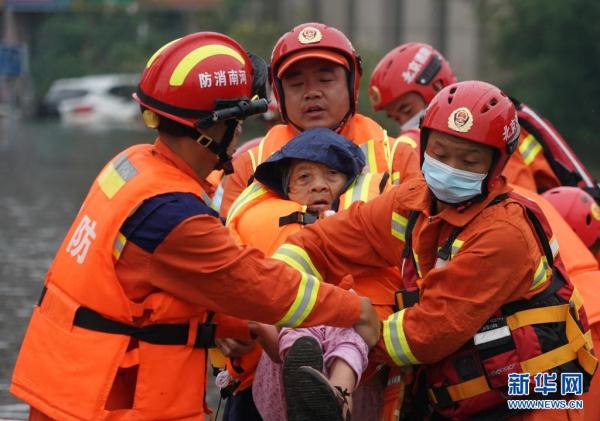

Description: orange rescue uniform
[280,176,589,420]
[11,139,362,421]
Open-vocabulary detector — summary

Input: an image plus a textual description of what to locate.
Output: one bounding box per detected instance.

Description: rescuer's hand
[215,338,256,358]
[353,296,381,348]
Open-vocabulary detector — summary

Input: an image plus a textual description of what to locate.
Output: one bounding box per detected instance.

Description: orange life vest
[11,144,217,420]
[247,115,393,175]
[396,192,597,420]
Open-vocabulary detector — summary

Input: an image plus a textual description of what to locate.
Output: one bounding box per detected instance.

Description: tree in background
[483,0,600,155]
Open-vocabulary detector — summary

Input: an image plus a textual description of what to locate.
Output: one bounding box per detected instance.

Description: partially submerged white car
[44,74,142,127]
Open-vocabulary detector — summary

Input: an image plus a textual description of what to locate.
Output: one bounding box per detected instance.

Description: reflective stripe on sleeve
[272,244,323,281]
[274,271,320,327]
[391,212,407,242]
[383,309,420,366]
[519,134,543,166]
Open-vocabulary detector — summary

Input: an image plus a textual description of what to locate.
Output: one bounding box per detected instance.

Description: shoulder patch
[121,192,218,253]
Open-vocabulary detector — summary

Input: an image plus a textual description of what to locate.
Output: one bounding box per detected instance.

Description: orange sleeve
[212,313,252,341]
[149,214,361,328]
[284,190,403,284]
[403,215,543,364]
[220,152,254,217]
[390,140,420,183]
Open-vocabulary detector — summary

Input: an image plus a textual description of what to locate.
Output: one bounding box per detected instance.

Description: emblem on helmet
[448,107,473,133]
[298,26,323,44]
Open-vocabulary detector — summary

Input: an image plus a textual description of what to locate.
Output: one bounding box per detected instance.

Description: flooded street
[0,119,149,418]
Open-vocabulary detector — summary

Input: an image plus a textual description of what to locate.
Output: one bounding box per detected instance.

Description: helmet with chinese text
[368,42,456,111]
[133,32,254,128]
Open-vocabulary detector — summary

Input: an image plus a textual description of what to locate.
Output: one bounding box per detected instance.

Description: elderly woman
[225,128,379,421]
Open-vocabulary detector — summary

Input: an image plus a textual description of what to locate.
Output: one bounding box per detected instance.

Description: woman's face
[287,159,348,213]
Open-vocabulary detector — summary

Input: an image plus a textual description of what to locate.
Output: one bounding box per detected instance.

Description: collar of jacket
[154,137,213,192]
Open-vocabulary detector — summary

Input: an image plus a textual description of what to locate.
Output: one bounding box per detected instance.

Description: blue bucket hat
[254,128,366,198]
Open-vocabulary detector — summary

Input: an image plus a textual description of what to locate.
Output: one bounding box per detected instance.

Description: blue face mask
[422,153,487,204]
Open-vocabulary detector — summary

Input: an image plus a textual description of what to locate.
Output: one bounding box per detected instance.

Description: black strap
[524,207,555,266]
[437,227,462,261]
[378,172,390,193]
[279,211,319,226]
[73,306,216,348]
[401,211,420,258]
[394,287,420,312]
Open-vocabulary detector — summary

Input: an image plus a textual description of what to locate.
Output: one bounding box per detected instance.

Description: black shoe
[283,336,324,421]
[290,366,352,421]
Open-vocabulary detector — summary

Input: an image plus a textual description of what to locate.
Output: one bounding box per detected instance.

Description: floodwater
[0,118,599,419]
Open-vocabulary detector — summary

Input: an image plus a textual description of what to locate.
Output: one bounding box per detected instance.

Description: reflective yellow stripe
[226,182,268,225]
[275,271,320,327]
[257,137,265,165]
[530,256,550,290]
[413,251,422,277]
[98,154,138,199]
[248,149,257,172]
[272,244,323,281]
[343,173,374,209]
[391,212,407,242]
[519,134,543,165]
[391,171,400,185]
[396,135,417,149]
[360,140,378,173]
[383,309,419,366]
[367,139,378,172]
[450,239,464,259]
[170,45,246,86]
[112,232,127,260]
[383,130,392,169]
[146,38,180,68]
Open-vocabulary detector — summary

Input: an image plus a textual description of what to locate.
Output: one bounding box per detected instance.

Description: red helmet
[542,187,600,248]
[368,42,456,111]
[133,32,254,128]
[420,80,519,185]
[270,22,362,123]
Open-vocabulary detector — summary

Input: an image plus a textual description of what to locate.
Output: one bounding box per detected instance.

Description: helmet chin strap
[196,119,239,175]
